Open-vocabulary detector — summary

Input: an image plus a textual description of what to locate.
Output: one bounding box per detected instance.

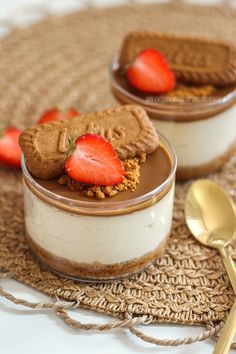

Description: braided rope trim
[1,269,236,348]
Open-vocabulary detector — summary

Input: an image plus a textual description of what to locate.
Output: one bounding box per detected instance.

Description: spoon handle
[219,248,236,294]
[213,298,236,354]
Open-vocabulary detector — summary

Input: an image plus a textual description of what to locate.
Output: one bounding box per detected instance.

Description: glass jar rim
[110,53,236,120]
[22,130,177,216]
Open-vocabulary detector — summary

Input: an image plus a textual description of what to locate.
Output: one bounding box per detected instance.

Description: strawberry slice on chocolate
[38,108,80,124]
[127,48,175,94]
[65,134,125,186]
[0,127,22,169]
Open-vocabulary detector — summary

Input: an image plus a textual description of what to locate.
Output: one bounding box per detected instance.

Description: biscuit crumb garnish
[58,154,146,200]
[165,84,215,98]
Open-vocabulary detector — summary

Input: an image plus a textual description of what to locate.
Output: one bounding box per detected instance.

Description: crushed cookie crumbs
[58,154,146,200]
[165,84,216,98]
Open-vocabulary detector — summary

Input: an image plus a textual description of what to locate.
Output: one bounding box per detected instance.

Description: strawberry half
[65,134,125,186]
[127,48,175,94]
[0,127,22,169]
[38,108,80,124]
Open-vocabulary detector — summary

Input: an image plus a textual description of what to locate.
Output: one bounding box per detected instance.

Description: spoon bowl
[185,179,236,249]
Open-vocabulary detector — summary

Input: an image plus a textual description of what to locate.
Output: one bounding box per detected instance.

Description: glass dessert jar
[22,132,176,282]
[110,56,236,180]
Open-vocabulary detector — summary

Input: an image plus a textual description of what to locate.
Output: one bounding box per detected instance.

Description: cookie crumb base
[25,232,170,281]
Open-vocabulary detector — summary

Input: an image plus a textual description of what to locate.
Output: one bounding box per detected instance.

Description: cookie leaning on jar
[110,31,236,180]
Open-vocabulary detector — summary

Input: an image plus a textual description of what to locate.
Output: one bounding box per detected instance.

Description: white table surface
[0,1,235,353]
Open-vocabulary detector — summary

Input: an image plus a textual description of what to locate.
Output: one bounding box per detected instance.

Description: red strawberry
[65,134,125,186]
[38,108,80,124]
[0,127,22,169]
[127,48,175,94]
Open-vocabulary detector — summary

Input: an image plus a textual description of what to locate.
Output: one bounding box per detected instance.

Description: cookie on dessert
[119,31,236,87]
[20,105,161,200]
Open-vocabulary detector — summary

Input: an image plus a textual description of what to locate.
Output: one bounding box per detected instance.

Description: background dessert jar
[22,132,177,282]
[111,68,236,180]
[110,32,236,180]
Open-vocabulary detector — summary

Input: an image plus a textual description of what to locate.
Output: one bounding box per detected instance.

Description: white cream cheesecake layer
[152,104,236,167]
[23,182,174,265]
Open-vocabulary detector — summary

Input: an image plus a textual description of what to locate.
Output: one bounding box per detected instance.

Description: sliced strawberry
[65,134,125,186]
[38,108,80,124]
[0,127,22,169]
[127,48,175,94]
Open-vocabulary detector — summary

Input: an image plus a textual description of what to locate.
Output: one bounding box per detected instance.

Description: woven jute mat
[1,0,236,347]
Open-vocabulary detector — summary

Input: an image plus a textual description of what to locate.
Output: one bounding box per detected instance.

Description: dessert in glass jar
[110,32,236,180]
[20,105,176,281]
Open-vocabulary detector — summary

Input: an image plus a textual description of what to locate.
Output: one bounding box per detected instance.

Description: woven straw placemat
[1,0,236,347]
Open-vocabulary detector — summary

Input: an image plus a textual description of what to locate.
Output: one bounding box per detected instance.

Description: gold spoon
[185,179,236,354]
